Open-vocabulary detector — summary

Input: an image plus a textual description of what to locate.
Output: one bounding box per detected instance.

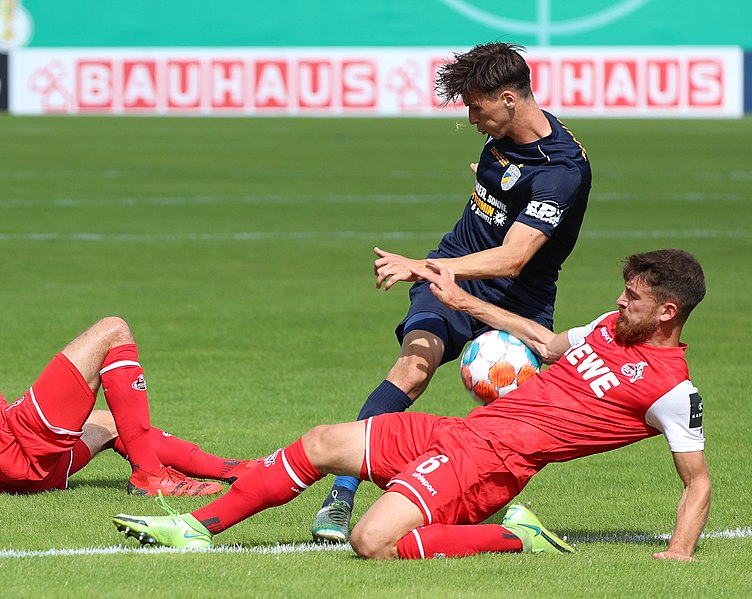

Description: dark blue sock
[356,379,413,420]
[322,380,413,508]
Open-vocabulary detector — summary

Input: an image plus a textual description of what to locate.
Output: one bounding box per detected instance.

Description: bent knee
[96,316,133,340]
[300,424,333,463]
[350,523,399,560]
[350,526,398,559]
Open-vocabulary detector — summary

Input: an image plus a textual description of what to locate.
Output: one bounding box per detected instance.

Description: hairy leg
[61,317,136,394]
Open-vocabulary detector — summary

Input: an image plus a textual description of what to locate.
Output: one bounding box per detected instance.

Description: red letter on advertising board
[528,59,553,107]
[299,61,333,109]
[211,61,245,109]
[255,61,288,109]
[343,60,377,109]
[560,60,595,108]
[167,61,201,109]
[646,60,680,107]
[604,60,637,107]
[689,60,723,106]
[123,61,157,110]
[77,61,113,110]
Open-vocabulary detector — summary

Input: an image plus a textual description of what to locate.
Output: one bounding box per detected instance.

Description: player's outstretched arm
[374,247,426,291]
[439,222,548,280]
[653,450,711,562]
[412,260,570,362]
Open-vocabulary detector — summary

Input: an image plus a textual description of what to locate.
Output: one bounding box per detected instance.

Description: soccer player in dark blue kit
[311,42,593,542]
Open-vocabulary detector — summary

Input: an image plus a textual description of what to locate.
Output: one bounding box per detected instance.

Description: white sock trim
[99,360,141,375]
[281,449,310,490]
[411,528,426,559]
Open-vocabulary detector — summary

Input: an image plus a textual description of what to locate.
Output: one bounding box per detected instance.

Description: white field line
[2,528,751,560]
[0,230,750,243]
[0,191,748,208]
[0,194,460,207]
[0,541,352,559]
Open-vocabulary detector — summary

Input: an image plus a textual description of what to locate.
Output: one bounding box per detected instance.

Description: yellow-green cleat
[113,493,213,549]
[502,503,575,554]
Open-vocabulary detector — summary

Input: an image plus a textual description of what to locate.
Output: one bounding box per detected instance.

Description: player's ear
[658,301,678,322]
[500,90,516,108]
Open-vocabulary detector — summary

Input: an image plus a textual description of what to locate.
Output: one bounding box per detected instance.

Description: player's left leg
[63,317,222,496]
[113,421,367,547]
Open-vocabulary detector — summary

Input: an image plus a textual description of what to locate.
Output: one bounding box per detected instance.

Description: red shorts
[0,353,95,493]
[360,412,538,526]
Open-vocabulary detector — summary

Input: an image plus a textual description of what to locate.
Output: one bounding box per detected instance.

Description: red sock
[69,438,92,476]
[192,438,323,534]
[113,427,237,479]
[100,344,160,473]
[397,524,523,559]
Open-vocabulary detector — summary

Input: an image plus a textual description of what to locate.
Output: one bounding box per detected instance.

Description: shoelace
[155,490,181,522]
[326,500,352,526]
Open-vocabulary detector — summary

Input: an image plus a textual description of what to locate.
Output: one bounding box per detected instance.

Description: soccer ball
[460,330,542,405]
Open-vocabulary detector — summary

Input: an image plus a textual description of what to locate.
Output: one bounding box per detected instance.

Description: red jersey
[464,312,704,465]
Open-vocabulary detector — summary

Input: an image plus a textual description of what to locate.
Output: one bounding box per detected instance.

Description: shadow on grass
[67,477,125,491]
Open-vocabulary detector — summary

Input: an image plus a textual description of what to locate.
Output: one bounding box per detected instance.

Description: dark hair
[435,42,532,104]
[622,249,706,324]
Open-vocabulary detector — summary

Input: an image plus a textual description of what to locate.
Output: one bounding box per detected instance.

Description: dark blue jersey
[431,111,591,326]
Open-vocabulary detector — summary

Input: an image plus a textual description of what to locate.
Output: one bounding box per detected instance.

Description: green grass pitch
[1,114,751,597]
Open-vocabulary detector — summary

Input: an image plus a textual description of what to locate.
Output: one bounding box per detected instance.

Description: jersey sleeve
[566,312,615,347]
[516,164,583,236]
[645,380,705,452]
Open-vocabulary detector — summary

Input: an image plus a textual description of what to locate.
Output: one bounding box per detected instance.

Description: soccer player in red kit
[1,317,249,495]
[114,249,710,562]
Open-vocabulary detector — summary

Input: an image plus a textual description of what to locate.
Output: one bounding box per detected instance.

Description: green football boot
[113,493,213,549]
[502,503,575,554]
[311,495,352,543]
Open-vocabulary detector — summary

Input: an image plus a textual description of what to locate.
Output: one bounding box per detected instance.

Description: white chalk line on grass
[2,528,751,559]
[0,541,352,560]
[0,191,749,208]
[0,230,750,243]
[0,194,460,208]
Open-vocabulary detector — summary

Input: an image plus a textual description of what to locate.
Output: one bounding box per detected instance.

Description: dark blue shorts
[395,279,553,365]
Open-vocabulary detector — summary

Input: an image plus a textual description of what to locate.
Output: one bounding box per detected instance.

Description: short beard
[615,310,660,345]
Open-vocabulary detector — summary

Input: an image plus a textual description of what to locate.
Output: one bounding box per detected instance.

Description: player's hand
[410,260,469,311]
[374,247,423,291]
[470,162,478,174]
[652,551,696,562]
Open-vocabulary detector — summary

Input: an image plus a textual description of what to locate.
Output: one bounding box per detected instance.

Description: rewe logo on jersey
[563,339,621,398]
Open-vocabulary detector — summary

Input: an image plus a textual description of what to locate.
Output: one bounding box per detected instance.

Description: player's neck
[508,103,552,145]
[643,324,683,348]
